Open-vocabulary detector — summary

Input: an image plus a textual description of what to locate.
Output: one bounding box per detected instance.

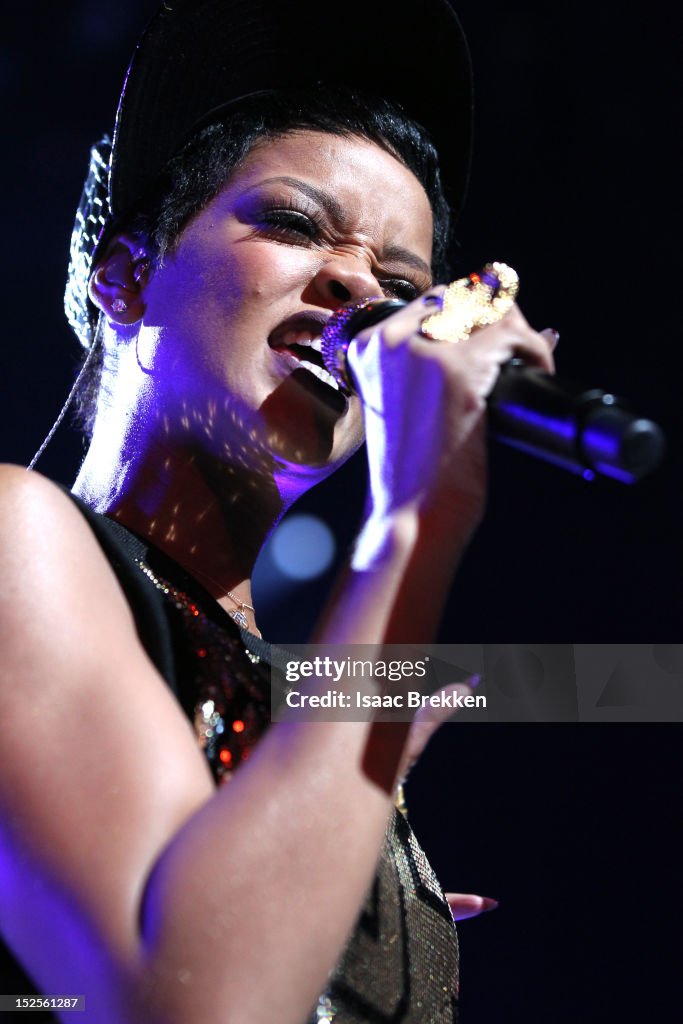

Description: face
[139,130,434,477]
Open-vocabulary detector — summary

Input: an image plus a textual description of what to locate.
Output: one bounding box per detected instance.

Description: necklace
[135,558,261,658]
[225,590,257,632]
[133,557,270,786]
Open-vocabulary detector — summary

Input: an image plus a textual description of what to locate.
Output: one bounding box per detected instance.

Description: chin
[258,369,362,467]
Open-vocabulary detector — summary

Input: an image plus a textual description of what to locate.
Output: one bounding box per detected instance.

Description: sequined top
[0,495,460,1023]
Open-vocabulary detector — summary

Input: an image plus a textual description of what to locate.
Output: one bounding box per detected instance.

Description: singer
[0,1,555,1021]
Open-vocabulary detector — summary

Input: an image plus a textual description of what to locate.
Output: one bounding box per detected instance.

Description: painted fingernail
[540,327,560,350]
[468,673,482,688]
[482,897,499,912]
[422,293,443,306]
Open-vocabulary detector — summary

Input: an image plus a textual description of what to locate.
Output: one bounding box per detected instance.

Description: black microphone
[320,299,665,483]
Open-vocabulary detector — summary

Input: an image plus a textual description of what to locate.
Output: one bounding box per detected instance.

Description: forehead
[224,130,434,259]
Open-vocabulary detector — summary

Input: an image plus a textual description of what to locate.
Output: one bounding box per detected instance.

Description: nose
[307,254,382,309]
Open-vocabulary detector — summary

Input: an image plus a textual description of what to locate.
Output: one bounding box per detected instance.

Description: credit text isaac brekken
[284,691,487,709]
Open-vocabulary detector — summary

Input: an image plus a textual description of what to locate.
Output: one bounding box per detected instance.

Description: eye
[380,278,421,302]
[257,205,321,242]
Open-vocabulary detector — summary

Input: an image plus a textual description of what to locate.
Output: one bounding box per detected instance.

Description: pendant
[229,608,249,630]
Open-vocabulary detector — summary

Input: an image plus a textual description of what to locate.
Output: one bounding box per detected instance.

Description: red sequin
[134,556,271,788]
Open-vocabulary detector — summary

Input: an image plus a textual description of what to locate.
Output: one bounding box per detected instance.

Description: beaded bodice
[134,557,270,785]
[128,552,461,1024]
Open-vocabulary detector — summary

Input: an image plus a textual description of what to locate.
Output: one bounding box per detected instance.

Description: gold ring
[420,262,519,343]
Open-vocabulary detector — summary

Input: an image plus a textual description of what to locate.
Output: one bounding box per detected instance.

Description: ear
[88,232,152,326]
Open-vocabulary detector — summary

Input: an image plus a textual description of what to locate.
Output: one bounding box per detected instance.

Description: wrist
[417,487,485,545]
[351,506,420,573]
[352,495,479,576]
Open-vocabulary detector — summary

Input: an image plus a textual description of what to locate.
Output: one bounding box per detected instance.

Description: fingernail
[482,897,499,912]
[540,327,560,350]
[468,673,482,688]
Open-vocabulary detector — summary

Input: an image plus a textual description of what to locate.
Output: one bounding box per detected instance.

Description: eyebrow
[254,175,433,280]
[382,243,432,281]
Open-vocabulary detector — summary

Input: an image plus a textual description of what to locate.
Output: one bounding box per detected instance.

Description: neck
[72,337,350,628]
[73,422,293,630]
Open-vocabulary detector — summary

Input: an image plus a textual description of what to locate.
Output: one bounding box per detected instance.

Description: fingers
[353,287,445,349]
[445,893,499,921]
[465,303,555,374]
[539,327,560,352]
[413,675,481,729]
[402,675,481,776]
[355,294,557,378]
[420,285,448,307]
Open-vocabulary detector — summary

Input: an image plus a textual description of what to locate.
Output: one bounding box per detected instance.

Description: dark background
[1,1,681,1020]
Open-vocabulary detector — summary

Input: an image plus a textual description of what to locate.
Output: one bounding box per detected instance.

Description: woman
[0,2,556,1021]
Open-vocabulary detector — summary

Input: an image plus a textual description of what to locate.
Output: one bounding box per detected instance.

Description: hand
[399,677,480,779]
[397,677,499,923]
[347,294,556,529]
[445,893,499,921]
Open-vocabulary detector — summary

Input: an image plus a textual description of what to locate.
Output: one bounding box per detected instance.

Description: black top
[0,493,460,1023]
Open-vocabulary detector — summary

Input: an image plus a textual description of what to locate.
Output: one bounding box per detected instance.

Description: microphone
[320,299,665,483]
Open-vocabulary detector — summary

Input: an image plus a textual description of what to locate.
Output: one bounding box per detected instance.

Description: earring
[133,260,150,284]
[112,298,128,313]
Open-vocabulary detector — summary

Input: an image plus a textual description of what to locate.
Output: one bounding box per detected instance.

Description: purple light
[583,425,621,461]
[496,401,577,440]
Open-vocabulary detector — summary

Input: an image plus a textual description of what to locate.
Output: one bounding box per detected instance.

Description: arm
[0,470,451,1024]
[135,300,554,1022]
[313,299,555,645]
[0,304,551,1024]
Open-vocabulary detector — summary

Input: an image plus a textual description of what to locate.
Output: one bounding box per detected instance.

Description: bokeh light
[270,513,336,580]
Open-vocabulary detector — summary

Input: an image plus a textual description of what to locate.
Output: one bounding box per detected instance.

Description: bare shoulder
[0,464,117,597]
[0,463,77,524]
[0,466,214,1005]
[0,466,141,672]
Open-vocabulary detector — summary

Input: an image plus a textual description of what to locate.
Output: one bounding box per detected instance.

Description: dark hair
[76,87,452,436]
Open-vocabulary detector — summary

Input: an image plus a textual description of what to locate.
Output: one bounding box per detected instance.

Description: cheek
[144,230,320,387]
[222,242,316,298]
[147,248,306,375]
[185,216,313,288]
[194,247,309,344]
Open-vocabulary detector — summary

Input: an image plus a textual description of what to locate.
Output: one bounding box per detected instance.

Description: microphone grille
[320,298,406,391]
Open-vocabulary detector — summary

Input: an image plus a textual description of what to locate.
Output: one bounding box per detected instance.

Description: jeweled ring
[420,262,519,344]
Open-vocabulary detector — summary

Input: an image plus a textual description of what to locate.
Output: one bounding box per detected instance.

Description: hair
[75,87,452,437]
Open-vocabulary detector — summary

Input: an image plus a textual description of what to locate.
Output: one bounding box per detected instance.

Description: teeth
[282,330,323,352]
[297,358,340,391]
[302,337,323,353]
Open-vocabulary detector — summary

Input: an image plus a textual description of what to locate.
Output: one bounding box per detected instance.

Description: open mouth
[268,314,345,399]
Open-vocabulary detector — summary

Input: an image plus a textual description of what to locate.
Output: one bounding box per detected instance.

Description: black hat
[65,0,473,348]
